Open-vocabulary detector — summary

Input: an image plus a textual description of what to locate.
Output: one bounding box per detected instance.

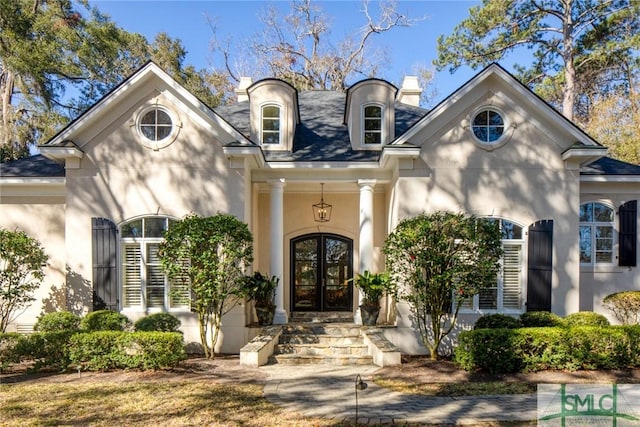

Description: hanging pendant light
[312,183,332,222]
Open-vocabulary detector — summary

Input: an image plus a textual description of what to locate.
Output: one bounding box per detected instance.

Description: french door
[291,233,353,312]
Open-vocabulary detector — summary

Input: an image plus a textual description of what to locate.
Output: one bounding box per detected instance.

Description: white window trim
[260,103,283,146]
[118,215,190,313]
[579,201,616,267]
[468,106,510,151]
[131,104,182,151]
[361,103,384,147]
[457,218,526,314]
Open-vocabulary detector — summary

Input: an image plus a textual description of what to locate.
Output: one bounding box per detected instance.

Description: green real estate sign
[538,384,640,426]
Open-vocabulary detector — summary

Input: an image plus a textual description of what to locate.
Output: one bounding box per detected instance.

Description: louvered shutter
[526,220,553,312]
[122,244,142,307]
[146,243,165,308]
[619,200,637,267]
[92,217,118,310]
[502,244,522,309]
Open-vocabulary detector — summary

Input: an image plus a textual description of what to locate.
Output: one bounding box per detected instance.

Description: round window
[471,109,505,144]
[138,108,173,142]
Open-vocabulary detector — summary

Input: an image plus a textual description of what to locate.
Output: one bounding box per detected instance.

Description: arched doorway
[290,233,353,312]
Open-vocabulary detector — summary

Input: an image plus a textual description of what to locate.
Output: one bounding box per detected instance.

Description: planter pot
[255,305,276,326]
[360,304,380,326]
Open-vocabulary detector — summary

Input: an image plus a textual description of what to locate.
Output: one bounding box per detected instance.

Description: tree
[0,228,49,333]
[383,212,503,360]
[159,214,253,358]
[214,0,424,92]
[434,0,639,122]
[585,89,640,164]
[0,1,227,162]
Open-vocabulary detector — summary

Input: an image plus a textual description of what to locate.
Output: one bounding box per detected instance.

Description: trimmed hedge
[474,314,522,330]
[455,325,640,374]
[18,331,76,371]
[0,333,22,370]
[134,313,181,332]
[520,311,564,327]
[81,310,131,331]
[34,311,81,332]
[69,331,186,370]
[564,311,609,327]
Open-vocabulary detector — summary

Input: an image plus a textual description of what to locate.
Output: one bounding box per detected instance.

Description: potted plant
[244,272,279,326]
[350,270,394,326]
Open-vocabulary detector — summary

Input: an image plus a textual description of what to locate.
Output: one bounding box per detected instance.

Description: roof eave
[562,146,608,166]
[39,145,84,161]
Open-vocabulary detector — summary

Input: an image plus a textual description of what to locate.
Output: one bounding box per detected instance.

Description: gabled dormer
[247,79,299,151]
[344,79,397,150]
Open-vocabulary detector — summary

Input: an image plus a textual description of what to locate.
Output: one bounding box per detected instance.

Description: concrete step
[289,312,354,323]
[282,323,362,336]
[274,343,370,357]
[279,333,363,345]
[269,353,374,365]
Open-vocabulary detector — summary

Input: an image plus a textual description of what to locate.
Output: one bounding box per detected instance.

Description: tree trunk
[1,69,15,148]
[562,0,576,122]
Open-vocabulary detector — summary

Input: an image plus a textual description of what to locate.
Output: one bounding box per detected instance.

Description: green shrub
[564,311,610,327]
[474,314,522,330]
[455,325,640,374]
[134,313,181,332]
[69,331,186,370]
[520,311,564,327]
[34,311,81,332]
[0,333,24,371]
[80,310,131,331]
[18,331,76,371]
[603,291,640,325]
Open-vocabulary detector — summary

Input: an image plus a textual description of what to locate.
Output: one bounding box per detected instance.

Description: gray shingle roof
[214,90,427,162]
[581,157,640,175]
[0,154,65,177]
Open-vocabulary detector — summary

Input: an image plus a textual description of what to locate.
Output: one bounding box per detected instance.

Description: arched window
[459,218,524,312]
[471,108,505,144]
[363,105,382,144]
[120,216,189,311]
[580,202,614,264]
[261,105,281,145]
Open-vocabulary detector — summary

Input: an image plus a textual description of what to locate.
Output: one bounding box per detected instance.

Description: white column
[355,179,376,324]
[269,179,288,324]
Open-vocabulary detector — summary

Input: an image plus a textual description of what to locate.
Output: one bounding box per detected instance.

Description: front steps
[270,323,374,365]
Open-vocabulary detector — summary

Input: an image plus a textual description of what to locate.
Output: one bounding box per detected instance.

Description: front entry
[291,233,353,312]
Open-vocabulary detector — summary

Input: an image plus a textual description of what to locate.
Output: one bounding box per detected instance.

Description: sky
[91,0,508,105]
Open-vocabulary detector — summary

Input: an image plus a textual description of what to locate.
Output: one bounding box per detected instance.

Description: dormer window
[363,105,382,144]
[261,105,281,145]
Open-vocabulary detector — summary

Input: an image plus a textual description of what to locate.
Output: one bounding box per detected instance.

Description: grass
[0,381,337,427]
[373,377,537,396]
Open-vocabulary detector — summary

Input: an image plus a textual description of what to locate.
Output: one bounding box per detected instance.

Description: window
[138,107,173,142]
[363,105,382,144]
[261,105,281,144]
[120,216,190,311]
[471,108,504,144]
[580,202,614,264]
[460,219,524,312]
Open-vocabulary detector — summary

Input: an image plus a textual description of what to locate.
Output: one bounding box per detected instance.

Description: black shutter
[619,200,637,267]
[92,217,118,310]
[527,220,553,312]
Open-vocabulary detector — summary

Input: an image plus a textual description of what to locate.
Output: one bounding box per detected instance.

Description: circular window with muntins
[134,105,180,150]
[471,108,505,144]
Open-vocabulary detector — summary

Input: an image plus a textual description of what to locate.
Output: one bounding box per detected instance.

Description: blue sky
[92,0,510,104]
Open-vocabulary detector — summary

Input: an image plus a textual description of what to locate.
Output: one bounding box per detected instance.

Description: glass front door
[291,234,353,312]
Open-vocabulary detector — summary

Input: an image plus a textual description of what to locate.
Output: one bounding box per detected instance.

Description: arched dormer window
[363,104,383,145]
[261,104,281,145]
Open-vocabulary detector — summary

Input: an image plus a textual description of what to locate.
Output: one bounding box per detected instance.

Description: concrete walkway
[261,364,537,425]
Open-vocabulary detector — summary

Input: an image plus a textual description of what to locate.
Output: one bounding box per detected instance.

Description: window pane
[365,118,381,131]
[263,132,280,144]
[579,203,593,222]
[594,203,613,222]
[501,220,522,240]
[364,106,381,118]
[144,217,167,237]
[473,111,488,126]
[156,125,172,141]
[579,226,592,263]
[122,244,142,307]
[140,125,156,140]
[488,126,504,141]
[488,111,504,126]
[156,110,171,124]
[121,219,142,238]
[473,127,488,142]
[141,111,156,125]
[595,225,613,263]
[364,132,381,144]
[263,106,279,118]
[263,118,280,131]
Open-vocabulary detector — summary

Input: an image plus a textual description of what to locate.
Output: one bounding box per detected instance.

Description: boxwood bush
[69,331,186,370]
[474,314,522,330]
[18,331,76,371]
[0,333,24,371]
[564,311,610,327]
[80,310,131,331]
[519,311,564,327]
[455,325,640,373]
[134,313,181,332]
[34,311,81,332]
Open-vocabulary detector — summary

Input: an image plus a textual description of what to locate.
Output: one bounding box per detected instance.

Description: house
[2,62,640,354]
